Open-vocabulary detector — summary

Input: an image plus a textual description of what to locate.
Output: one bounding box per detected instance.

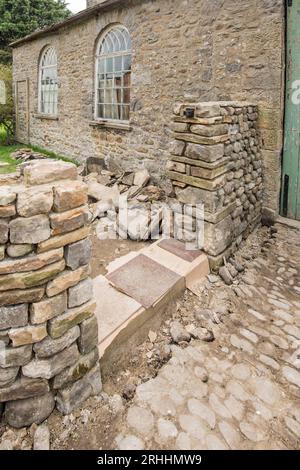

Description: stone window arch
[38,46,58,115]
[95,24,131,121]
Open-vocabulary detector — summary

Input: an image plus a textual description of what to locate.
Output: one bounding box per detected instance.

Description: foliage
[0,63,13,144]
[0,133,78,174]
[0,0,71,64]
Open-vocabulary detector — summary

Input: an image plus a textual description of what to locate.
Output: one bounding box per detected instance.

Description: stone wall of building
[86,0,106,7]
[167,101,262,268]
[0,160,101,428]
[12,0,284,219]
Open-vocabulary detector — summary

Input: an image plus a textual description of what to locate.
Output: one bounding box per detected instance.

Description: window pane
[123,71,131,88]
[115,88,122,105]
[98,59,105,74]
[106,57,113,73]
[122,105,130,121]
[104,104,114,119]
[114,75,122,88]
[98,89,105,104]
[105,88,113,104]
[106,34,114,53]
[114,56,122,73]
[123,55,131,72]
[110,31,120,52]
[123,88,130,105]
[115,29,125,51]
[98,104,104,118]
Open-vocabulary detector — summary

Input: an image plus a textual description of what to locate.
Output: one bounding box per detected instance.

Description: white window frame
[94,24,131,124]
[38,46,58,116]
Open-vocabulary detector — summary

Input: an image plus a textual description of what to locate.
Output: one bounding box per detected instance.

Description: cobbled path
[115,224,300,450]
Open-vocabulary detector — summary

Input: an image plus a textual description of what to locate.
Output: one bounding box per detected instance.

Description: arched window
[39,46,58,115]
[95,25,131,121]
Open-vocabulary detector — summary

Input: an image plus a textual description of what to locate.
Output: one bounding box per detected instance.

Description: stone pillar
[167,102,263,268]
[0,160,101,428]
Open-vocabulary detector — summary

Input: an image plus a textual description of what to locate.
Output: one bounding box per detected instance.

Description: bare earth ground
[90,228,150,278]
[1,222,300,450]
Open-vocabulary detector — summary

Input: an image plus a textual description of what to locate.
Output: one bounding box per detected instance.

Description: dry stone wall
[167,101,263,268]
[0,160,101,428]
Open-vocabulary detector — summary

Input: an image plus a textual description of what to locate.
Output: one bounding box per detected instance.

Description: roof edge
[10,0,127,48]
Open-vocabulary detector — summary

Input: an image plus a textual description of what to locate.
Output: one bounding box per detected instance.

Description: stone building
[11,0,287,222]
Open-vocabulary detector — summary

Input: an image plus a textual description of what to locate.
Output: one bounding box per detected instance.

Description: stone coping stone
[143,240,210,294]
[157,238,202,262]
[23,160,78,185]
[107,254,181,309]
[106,251,140,274]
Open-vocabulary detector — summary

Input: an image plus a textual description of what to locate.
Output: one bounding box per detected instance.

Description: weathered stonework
[0,160,101,428]
[168,102,263,268]
[12,0,284,219]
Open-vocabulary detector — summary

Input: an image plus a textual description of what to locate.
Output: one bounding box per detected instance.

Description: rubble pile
[83,168,168,241]
[10,149,48,163]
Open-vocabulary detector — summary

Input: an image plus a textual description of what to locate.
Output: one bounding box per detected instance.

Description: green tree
[0,0,71,64]
[0,64,13,143]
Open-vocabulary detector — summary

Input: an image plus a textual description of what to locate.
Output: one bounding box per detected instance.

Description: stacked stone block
[167,102,263,268]
[0,160,101,428]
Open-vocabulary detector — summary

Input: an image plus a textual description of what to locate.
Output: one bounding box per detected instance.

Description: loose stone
[170,321,191,344]
[33,424,50,450]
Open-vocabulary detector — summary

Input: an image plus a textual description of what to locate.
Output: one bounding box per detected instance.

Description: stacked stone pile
[167,101,263,268]
[0,160,101,428]
[85,167,167,241]
[10,148,48,163]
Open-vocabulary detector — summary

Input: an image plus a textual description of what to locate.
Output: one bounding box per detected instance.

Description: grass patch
[0,125,78,175]
[30,145,79,166]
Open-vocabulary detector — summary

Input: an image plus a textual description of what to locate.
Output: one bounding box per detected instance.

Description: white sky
[67,0,86,13]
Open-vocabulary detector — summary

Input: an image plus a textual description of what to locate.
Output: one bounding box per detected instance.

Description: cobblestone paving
[115,224,300,450]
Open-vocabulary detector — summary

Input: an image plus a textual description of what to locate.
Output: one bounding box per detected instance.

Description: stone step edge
[98,239,210,359]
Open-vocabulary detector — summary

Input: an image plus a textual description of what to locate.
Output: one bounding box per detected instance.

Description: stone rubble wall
[167,101,263,269]
[0,160,101,428]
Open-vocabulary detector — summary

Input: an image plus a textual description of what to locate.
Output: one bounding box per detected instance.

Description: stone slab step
[94,238,210,370]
